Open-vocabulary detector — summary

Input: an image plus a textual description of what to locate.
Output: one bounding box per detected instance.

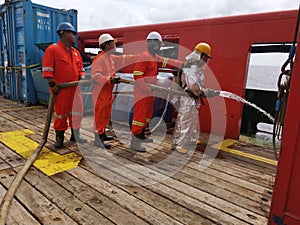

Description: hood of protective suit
[185,51,201,61]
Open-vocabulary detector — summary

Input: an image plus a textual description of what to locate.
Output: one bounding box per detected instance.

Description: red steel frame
[268,33,300,225]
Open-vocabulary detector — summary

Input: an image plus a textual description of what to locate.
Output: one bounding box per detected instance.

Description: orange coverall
[42,41,86,130]
[131,49,183,135]
[91,52,137,135]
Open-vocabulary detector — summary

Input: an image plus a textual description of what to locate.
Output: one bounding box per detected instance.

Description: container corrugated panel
[0,12,4,96]
[0,0,77,104]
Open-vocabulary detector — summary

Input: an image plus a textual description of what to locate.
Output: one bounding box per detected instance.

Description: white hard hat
[146,31,162,42]
[98,33,114,46]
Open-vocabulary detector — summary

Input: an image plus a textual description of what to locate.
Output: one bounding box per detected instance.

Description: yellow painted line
[0,129,82,176]
[211,139,278,166]
[0,105,45,112]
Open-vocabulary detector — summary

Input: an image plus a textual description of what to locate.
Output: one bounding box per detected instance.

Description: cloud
[83,1,149,30]
[143,0,299,24]
[22,0,300,31]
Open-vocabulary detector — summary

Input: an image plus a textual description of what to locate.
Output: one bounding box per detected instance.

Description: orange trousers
[131,96,154,135]
[54,87,83,130]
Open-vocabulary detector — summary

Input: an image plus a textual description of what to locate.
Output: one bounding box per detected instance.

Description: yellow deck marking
[0,129,82,176]
[211,139,278,166]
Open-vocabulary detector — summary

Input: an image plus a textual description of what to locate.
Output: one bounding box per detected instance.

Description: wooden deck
[0,96,277,225]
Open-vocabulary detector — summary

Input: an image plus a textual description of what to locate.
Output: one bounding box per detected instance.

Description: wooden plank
[76,160,213,225]
[179,163,272,209]
[1,107,209,223]
[80,160,238,225]
[1,110,89,153]
[198,156,274,188]
[0,111,78,156]
[0,144,12,170]
[0,168,77,224]
[78,150,255,225]
[168,165,271,217]
[97,144,269,224]
[124,135,275,194]
[220,155,276,176]
[5,106,270,223]
[0,96,276,224]
[197,133,276,172]
[177,162,272,213]
[201,153,276,182]
[15,167,115,225]
[50,170,150,225]
[233,141,276,159]
[0,182,40,225]
[68,165,186,225]
[0,141,26,168]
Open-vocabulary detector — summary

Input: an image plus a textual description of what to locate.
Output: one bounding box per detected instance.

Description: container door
[0,16,4,96]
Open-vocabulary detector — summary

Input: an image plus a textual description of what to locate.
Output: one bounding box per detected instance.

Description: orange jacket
[133,49,183,92]
[91,51,138,134]
[42,41,85,83]
[131,49,183,135]
[42,41,85,130]
[91,52,138,84]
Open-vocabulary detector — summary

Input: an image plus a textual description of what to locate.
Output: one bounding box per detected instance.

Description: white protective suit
[173,52,204,151]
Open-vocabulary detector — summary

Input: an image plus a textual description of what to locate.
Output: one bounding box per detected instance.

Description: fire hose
[0,79,93,225]
[0,78,217,224]
[119,77,189,97]
[118,77,219,98]
[272,2,299,160]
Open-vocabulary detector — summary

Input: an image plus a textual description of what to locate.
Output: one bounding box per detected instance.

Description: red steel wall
[78,10,297,139]
[268,30,300,224]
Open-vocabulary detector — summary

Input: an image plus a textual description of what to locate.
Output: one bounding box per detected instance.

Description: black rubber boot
[54,130,65,148]
[70,128,87,143]
[134,133,153,143]
[143,127,151,136]
[94,133,111,149]
[100,132,114,141]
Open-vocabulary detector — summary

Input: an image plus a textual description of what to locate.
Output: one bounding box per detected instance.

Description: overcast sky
[25,0,300,31]
[1,0,298,67]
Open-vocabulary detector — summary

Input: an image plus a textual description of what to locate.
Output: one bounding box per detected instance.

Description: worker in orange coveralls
[42,22,87,148]
[91,33,139,149]
[130,31,185,152]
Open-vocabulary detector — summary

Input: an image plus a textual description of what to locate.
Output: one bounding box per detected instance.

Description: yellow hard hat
[194,42,211,58]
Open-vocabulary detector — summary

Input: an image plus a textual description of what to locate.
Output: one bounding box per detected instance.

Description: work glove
[185,89,198,100]
[48,81,60,95]
[110,76,121,84]
[78,76,86,81]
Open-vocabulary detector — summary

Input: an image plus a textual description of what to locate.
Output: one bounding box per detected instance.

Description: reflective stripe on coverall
[91,52,138,135]
[173,63,204,150]
[42,41,85,130]
[131,49,183,135]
